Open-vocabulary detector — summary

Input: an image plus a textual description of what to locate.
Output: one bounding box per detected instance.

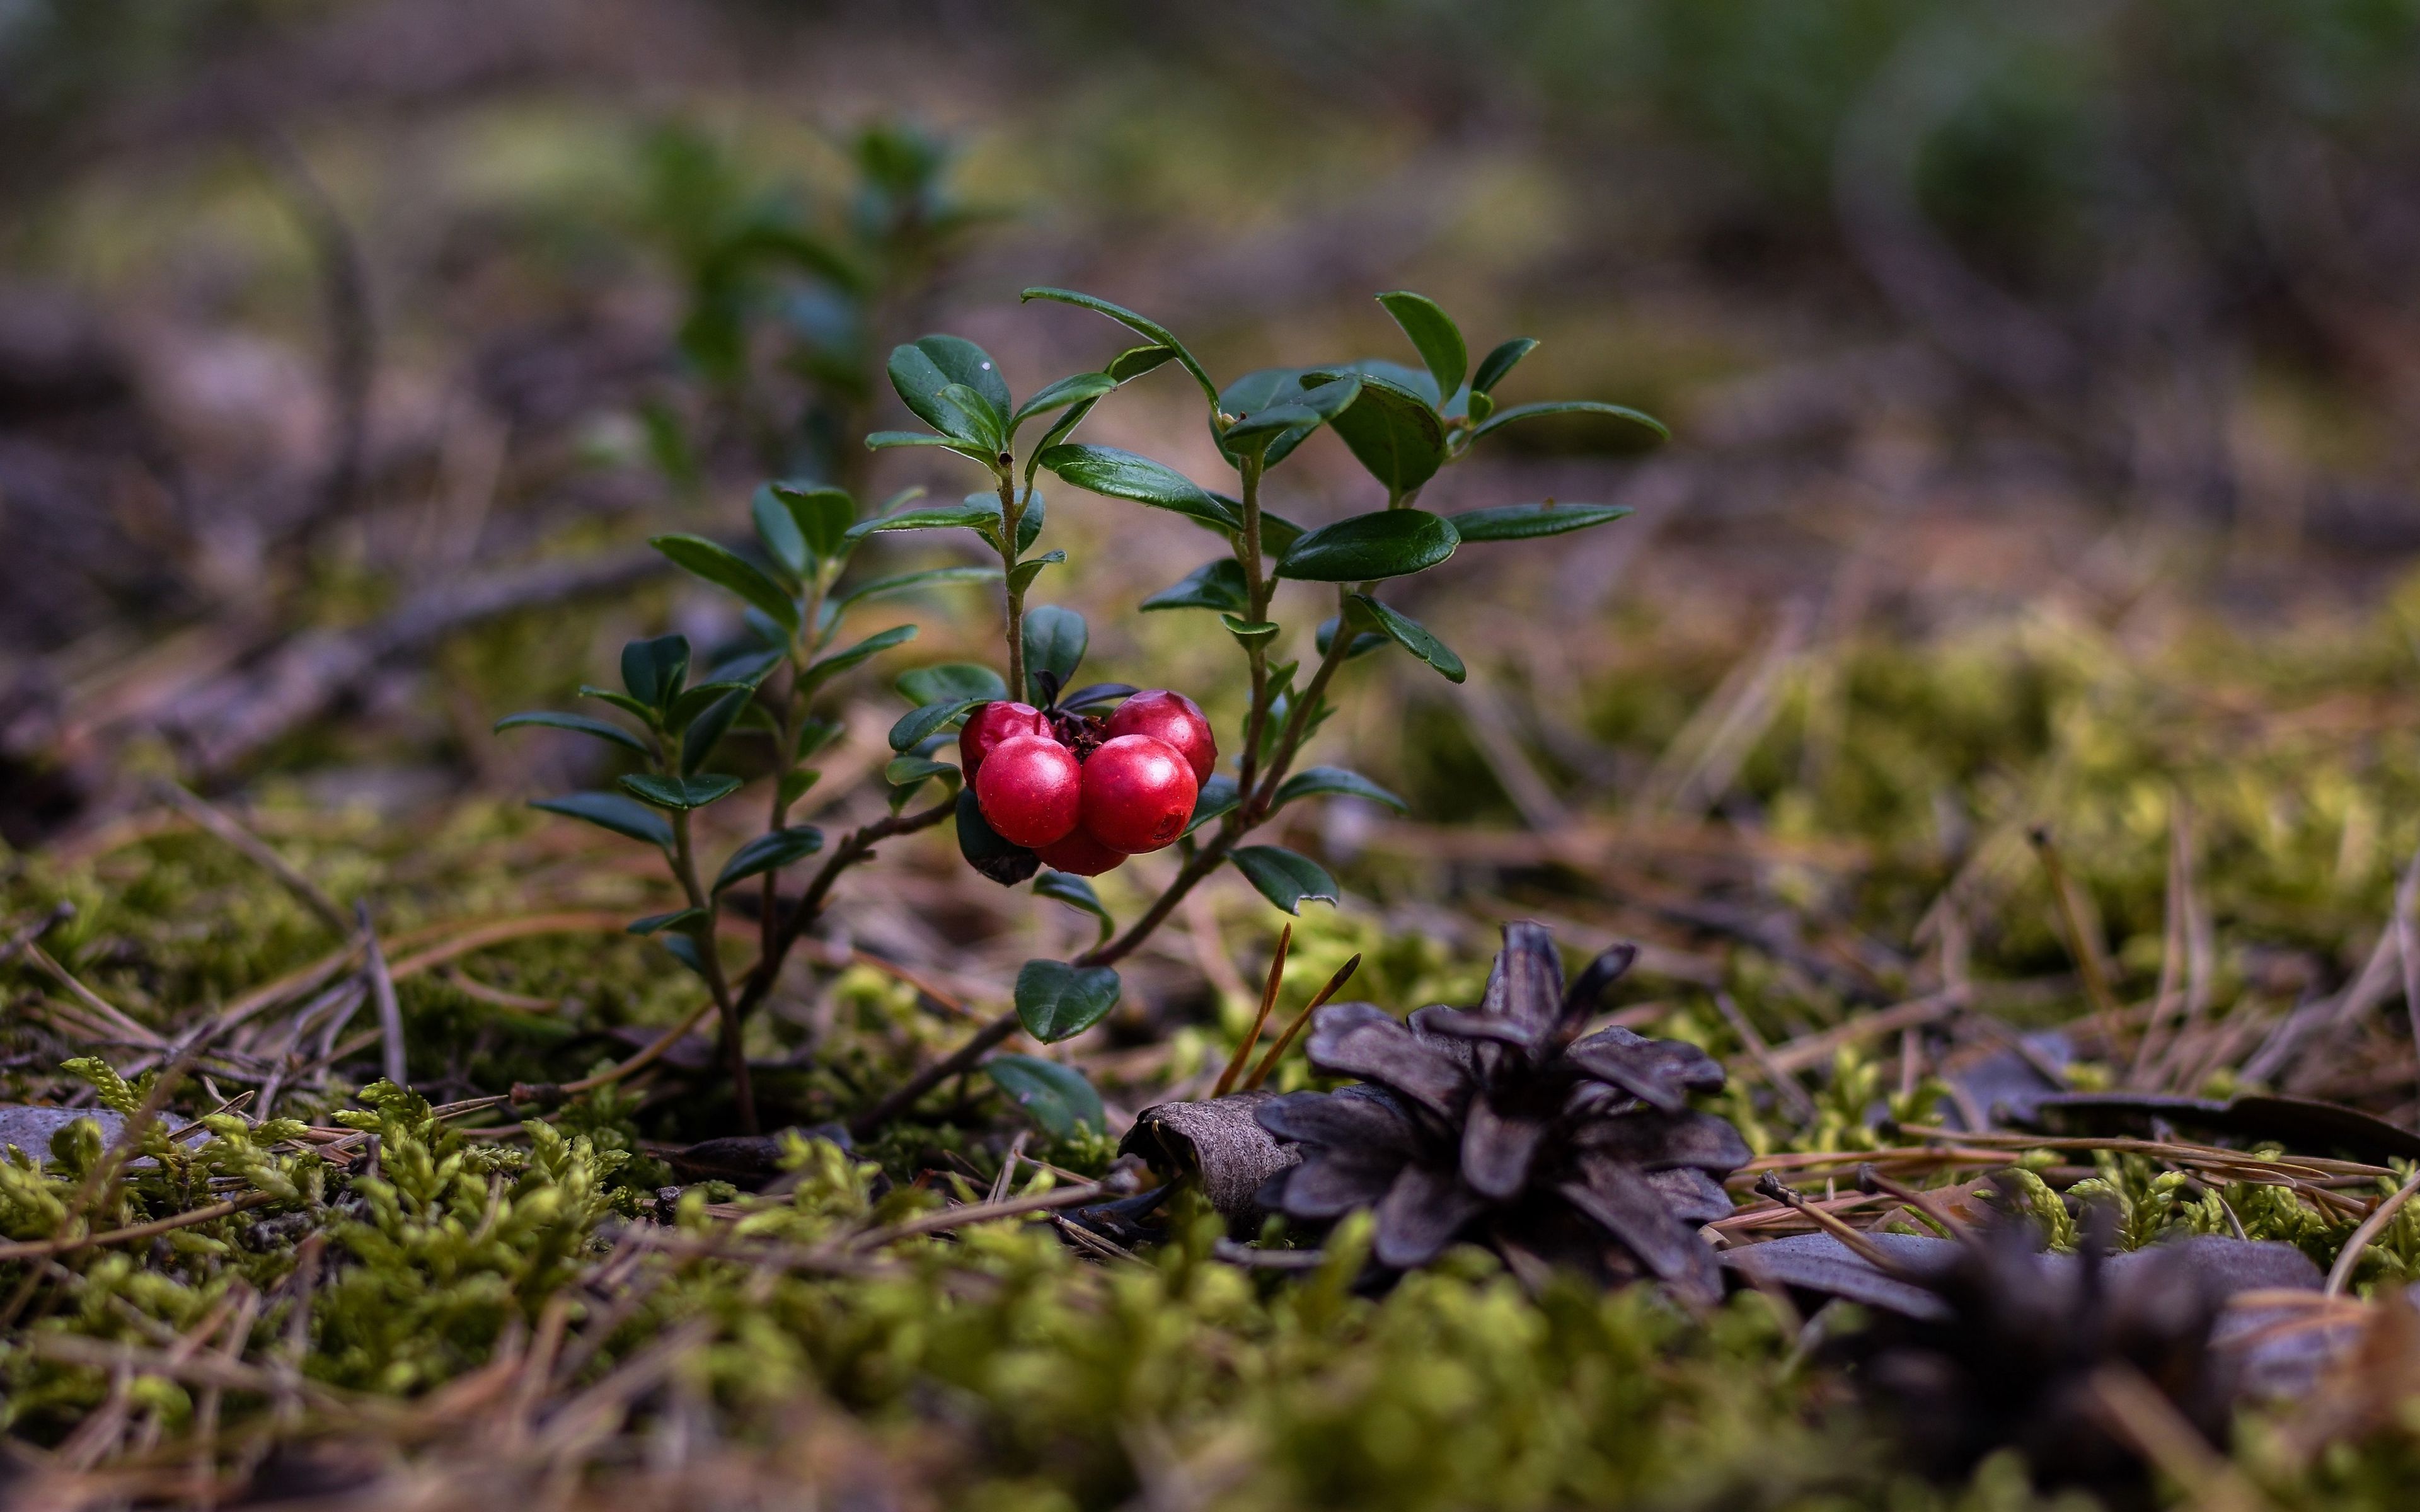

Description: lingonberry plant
[847,285,1666,1128]
[496,285,1660,1138]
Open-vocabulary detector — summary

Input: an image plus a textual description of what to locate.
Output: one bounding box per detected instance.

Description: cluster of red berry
[960,689,1214,876]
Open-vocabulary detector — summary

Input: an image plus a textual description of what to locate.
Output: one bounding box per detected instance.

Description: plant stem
[1234,454,1269,797]
[848,1010,1020,1136]
[997,468,1027,701]
[671,808,756,1135]
[729,795,957,1025]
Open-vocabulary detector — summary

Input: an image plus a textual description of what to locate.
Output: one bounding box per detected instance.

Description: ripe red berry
[1081,733,1199,853]
[1103,689,1216,785]
[974,734,1081,847]
[959,701,1051,777]
[1035,825,1127,877]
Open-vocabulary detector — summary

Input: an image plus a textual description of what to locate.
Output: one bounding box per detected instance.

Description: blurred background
[7,0,2420,985]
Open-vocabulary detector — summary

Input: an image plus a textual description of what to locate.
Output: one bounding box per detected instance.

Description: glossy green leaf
[956,787,1037,886]
[800,625,917,693]
[865,430,989,459]
[751,483,807,578]
[708,648,784,688]
[896,662,1007,707]
[884,754,959,788]
[1185,774,1240,837]
[621,634,689,710]
[1035,445,1238,531]
[1010,372,1117,432]
[532,791,673,849]
[627,908,708,937]
[494,711,650,755]
[663,679,755,735]
[713,826,824,892]
[984,1054,1104,1138]
[1230,845,1340,914]
[1013,959,1122,1043]
[1141,558,1248,614]
[619,772,744,810]
[889,335,1010,440]
[778,769,820,810]
[1449,501,1635,541]
[841,501,1000,543]
[1314,617,1388,661]
[1022,606,1087,701]
[1350,593,1466,683]
[1320,370,1448,495]
[579,685,658,724]
[1106,343,1175,382]
[890,698,982,752]
[795,716,843,761]
[680,689,752,774]
[835,565,1003,608]
[1276,508,1459,581]
[1377,291,1467,402]
[771,482,857,562]
[1470,336,1538,395]
[1008,550,1066,594]
[935,382,1008,454]
[1035,871,1114,948]
[1257,508,1306,555]
[650,535,799,633]
[1020,287,1219,408]
[660,933,708,978]
[1467,400,1669,445]
[1273,765,1408,813]
[1222,615,1279,644]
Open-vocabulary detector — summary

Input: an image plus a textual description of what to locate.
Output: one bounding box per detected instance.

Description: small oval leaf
[1349,594,1466,683]
[1229,845,1340,915]
[1448,501,1634,542]
[1276,509,1459,582]
[1015,959,1122,1043]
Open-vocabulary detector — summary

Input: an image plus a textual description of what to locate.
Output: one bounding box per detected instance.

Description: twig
[0,1191,282,1263]
[1211,924,1290,1099]
[1750,1174,1903,1269]
[2030,825,2124,1055]
[25,943,162,1048]
[843,1179,1112,1251]
[150,779,349,936]
[357,903,407,1089]
[1715,991,1821,1123]
[2324,1166,2420,1297]
[1766,990,1960,1075]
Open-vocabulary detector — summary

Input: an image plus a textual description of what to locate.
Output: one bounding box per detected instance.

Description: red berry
[1103,689,1217,785]
[959,701,1051,777]
[1035,825,1127,876]
[974,735,1081,847]
[1081,734,1199,853]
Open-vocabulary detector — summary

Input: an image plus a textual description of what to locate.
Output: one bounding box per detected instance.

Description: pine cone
[1253,921,1748,1299]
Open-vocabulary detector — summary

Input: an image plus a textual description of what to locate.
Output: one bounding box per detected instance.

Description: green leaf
[532,792,672,849]
[619,772,744,810]
[1314,617,1388,661]
[896,662,1007,706]
[751,483,808,578]
[627,908,708,937]
[1106,343,1175,382]
[1223,375,1364,464]
[842,501,1001,543]
[660,934,708,978]
[1185,774,1240,837]
[713,827,824,892]
[1010,372,1117,432]
[621,634,689,710]
[1467,400,1668,445]
[835,564,1003,608]
[650,535,800,633]
[884,755,959,796]
[1273,765,1408,813]
[866,430,989,459]
[935,382,1008,453]
[579,685,658,724]
[1013,959,1122,1043]
[1257,508,1306,555]
[796,716,843,761]
[494,711,649,755]
[800,625,918,694]
[1229,845,1340,914]
[1020,287,1219,408]
[708,648,784,687]
[664,679,756,735]
[1350,593,1466,683]
[1470,336,1538,394]
[1141,558,1248,614]
[778,769,820,809]
[890,698,981,752]
[1036,445,1238,531]
[1377,291,1467,402]
[1008,550,1066,594]
[1034,871,1114,948]
[957,787,1037,885]
[1276,508,1460,581]
[1222,614,1279,644]
[771,482,857,561]
[1320,370,1449,495]
[984,1054,1103,1138]
[1448,501,1634,542]
[1022,606,1087,701]
[681,688,752,774]
[889,335,1010,441]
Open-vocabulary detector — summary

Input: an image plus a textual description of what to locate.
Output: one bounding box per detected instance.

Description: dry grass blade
[2085,1363,2275,1512]
[1715,990,1819,1122]
[150,777,351,936]
[1243,951,1361,1090]
[1211,924,1289,1099]
[2030,825,2125,1057]
[2324,1166,2420,1297]
[841,1179,1114,1251]
[357,903,408,1089]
